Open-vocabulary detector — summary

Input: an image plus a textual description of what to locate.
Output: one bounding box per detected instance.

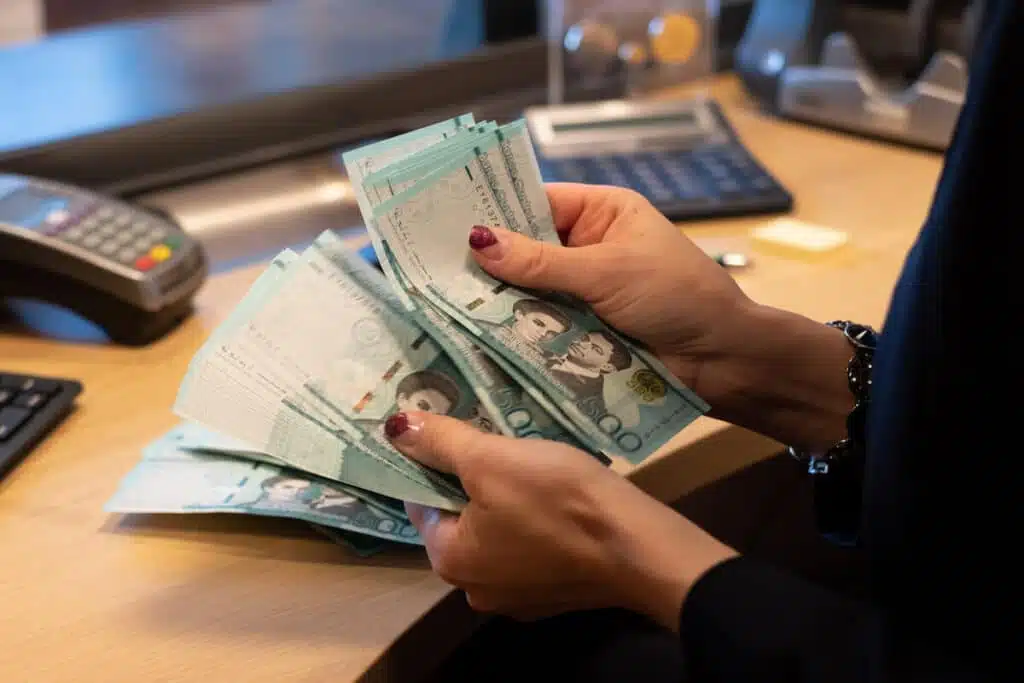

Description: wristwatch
[788,320,878,547]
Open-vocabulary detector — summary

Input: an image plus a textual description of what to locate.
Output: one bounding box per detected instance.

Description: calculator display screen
[0,187,71,230]
[550,111,700,135]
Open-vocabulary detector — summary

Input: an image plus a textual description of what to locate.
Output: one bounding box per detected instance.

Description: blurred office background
[1,0,949,275]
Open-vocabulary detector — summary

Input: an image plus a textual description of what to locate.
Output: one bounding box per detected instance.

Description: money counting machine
[734,0,983,150]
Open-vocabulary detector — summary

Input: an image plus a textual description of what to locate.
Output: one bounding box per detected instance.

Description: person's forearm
[608,501,739,634]
[697,302,856,452]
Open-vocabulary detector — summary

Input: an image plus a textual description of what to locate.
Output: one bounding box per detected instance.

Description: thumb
[384,410,502,484]
[468,225,605,299]
[404,501,461,569]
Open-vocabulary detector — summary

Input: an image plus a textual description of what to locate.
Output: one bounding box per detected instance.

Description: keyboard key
[1,372,82,480]
[0,406,31,441]
[715,178,743,196]
[1,377,60,394]
[15,392,48,410]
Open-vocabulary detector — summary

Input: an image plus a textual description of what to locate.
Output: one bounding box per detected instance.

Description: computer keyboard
[0,372,82,481]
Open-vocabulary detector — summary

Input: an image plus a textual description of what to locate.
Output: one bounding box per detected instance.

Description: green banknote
[342,114,477,310]
[343,122,609,456]
[166,421,408,520]
[104,427,421,551]
[198,241,467,501]
[230,233,485,499]
[364,120,555,243]
[360,122,499,203]
[308,524,392,557]
[314,230,597,452]
[366,130,710,464]
[173,255,466,511]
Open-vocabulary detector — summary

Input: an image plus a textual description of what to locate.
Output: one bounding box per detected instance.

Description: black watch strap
[788,320,878,546]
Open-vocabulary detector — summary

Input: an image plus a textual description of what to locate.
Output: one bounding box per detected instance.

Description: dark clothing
[680,1,1020,679]
[429,1,1019,681]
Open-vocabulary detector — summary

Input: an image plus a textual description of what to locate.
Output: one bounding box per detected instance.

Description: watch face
[829,320,879,350]
[848,324,879,350]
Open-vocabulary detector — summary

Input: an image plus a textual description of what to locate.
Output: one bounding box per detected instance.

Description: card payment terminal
[0,174,208,345]
[524,97,793,221]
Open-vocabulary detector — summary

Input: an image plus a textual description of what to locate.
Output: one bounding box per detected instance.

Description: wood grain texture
[0,76,943,682]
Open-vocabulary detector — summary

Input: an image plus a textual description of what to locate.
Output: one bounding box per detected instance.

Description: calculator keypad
[538,146,792,221]
[44,204,183,274]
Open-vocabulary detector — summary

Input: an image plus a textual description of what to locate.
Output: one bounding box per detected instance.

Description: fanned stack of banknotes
[104,114,710,556]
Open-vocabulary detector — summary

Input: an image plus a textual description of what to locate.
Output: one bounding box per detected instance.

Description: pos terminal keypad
[49,203,178,273]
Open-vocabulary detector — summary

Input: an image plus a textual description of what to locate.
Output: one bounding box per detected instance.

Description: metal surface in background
[0,1,760,272]
[0,0,538,195]
[137,151,360,269]
[133,67,547,271]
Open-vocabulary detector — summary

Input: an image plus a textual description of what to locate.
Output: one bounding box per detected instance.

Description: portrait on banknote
[508,298,572,346]
[544,330,632,415]
[394,369,463,416]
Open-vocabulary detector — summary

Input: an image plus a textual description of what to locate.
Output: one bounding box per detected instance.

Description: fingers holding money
[545,182,654,247]
[467,225,618,306]
[384,409,652,620]
[385,411,491,479]
[403,501,462,577]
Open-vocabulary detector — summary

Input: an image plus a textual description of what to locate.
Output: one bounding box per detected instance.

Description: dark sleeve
[678,557,986,683]
[674,1,1023,680]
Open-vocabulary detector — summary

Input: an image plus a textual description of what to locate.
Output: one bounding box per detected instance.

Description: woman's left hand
[384,411,738,628]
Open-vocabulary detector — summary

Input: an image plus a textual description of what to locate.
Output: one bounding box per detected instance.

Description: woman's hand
[469,183,855,452]
[385,411,738,629]
[470,183,746,393]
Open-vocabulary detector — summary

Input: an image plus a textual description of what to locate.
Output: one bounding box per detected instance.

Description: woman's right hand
[468,182,854,451]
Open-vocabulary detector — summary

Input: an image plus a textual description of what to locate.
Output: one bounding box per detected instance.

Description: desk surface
[0,77,944,682]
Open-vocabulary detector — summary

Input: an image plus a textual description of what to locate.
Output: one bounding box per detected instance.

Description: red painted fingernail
[385,412,410,440]
[469,225,498,250]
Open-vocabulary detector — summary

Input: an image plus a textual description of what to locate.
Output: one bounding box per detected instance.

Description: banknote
[105,430,422,549]
[367,131,710,463]
[342,114,477,309]
[344,121,613,456]
[493,119,558,240]
[308,524,392,557]
[164,418,291,467]
[203,244,467,501]
[209,232,487,502]
[314,230,599,452]
[363,120,554,244]
[360,123,499,204]
[164,421,409,520]
[173,255,466,511]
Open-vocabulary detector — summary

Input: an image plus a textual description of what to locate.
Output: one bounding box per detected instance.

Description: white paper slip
[751,219,849,253]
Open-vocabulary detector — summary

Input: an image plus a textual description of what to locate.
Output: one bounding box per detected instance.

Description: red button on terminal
[135,256,156,271]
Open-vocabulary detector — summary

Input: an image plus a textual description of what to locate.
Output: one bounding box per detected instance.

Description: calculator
[524,97,794,221]
[0,372,82,482]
